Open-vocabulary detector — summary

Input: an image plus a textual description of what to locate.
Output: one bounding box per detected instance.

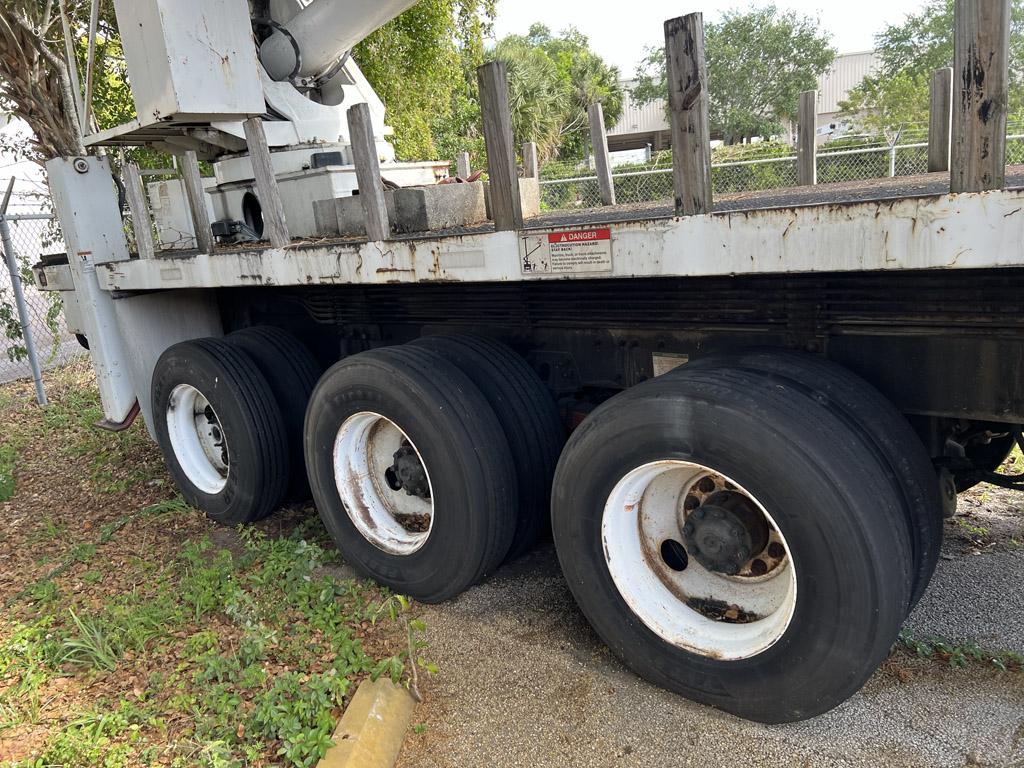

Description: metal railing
[540,135,1024,211]
[0,211,81,401]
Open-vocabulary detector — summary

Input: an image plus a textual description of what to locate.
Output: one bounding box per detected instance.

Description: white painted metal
[333,412,434,556]
[260,0,419,81]
[47,157,138,425]
[95,188,1024,292]
[111,0,265,125]
[602,461,796,660]
[166,384,229,494]
[147,179,218,251]
[111,291,223,439]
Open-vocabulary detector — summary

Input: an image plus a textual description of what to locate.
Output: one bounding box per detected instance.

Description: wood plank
[180,151,215,254]
[456,151,472,179]
[123,162,156,259]
[589,104,616,206]
[798,90,818,186]
[522,142,539,179]
[346,103,391,242]
[929,67,953,173]
[477,61,524,231]
[242,117,290,248]
[664,13,713,215]
[951,0,1011,192]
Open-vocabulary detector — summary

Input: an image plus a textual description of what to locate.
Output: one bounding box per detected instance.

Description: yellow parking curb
[317,677,417,768]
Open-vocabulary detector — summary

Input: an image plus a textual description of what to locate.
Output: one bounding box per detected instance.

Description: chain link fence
[0,212,83,393]
[540,135,1024,211]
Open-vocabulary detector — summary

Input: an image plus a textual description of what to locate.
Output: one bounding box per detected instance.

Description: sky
[491,0,930,77]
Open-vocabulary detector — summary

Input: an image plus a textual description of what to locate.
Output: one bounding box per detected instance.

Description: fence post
[243,118,291,248]
[0,208,47,406]
[123,162,156,259]
[928,67,953,173]
[347,102,391,242]
[888,144,898,177]
[798,90,818,186]
[522,142,539,179]
[589,104,616,206]
[951,0,1011,193]
[665,13,713,215]
[180,151,215,254]
[478,61,524,231]
[456,152,472,180]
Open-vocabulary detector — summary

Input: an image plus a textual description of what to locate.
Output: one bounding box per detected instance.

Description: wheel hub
[683,491,769,576]
[387,443,431,500]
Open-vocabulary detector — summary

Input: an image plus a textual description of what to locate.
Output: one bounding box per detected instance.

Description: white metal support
[47,156,137,425]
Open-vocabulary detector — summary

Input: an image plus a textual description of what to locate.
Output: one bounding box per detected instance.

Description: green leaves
[633,5,836,145]
[489,25,623,162]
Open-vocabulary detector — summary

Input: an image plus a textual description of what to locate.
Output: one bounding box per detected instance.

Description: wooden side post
[797,90,818,187]
[347,103,391,242]
[589,104,616,206]
[477,61,524,230]
[242,118,290,248]
[456,151,472,179]
[522,142,539,179]
[123,162,156,259]
[928,67,954,173]
[664,14,713,215]
[951,0,1011,192]
[180,151,215,254]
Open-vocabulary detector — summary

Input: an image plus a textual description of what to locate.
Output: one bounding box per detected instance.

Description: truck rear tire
[552,365,912,723]
[304,345,518,603]
[681,349,942,610]
[410,334,565,560]
[152,338,289,524]
[227,326,321,500]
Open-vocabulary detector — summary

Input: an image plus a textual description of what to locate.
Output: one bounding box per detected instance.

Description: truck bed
[40,167,1024,293]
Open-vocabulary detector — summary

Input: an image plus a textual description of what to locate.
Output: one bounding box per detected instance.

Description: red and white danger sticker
[521,228,613,274]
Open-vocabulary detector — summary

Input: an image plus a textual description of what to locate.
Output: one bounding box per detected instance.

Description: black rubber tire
[152,337,289,525]
[552,366,912,723]
[681,349,942,611]
[410,334,565,560]
[304,345,518,603]
[226,326,321,500]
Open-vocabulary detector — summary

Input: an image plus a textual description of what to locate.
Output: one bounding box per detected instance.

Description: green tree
[842,0,1024,136]
[839,71,931,142]
[355,0,496,163]
[633,6,835,145]
[489,24,623,162]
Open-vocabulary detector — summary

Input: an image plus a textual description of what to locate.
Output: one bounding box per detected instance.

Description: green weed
[899,630,1024,672]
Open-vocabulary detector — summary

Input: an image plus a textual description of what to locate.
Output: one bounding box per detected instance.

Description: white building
[607,51,880,151]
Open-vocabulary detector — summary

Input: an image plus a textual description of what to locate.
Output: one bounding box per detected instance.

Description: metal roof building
[607,51,880,151]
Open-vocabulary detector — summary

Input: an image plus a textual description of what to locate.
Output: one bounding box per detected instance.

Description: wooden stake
[522,142,539,179]
[243,118,290,248]
[797,90,818,187]
[951,0,1011,192]
[456,152,472,179]
[664,14,713,216]
[928,68,953,174]
[477,61,524,231]
[589,104,616,206]
[347,103,391,242]
[180,151,215,254]
[123,162,156,259]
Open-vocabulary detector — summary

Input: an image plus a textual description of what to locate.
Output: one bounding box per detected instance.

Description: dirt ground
[397,475,1024,768]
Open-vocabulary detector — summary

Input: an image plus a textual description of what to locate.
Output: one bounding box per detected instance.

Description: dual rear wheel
[151,335,942,723]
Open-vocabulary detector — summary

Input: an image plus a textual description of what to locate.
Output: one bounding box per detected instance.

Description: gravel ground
[398,486,1024,768]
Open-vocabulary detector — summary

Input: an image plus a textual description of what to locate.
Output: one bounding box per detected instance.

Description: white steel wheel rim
[333,412,435,556]
[166,383,230,495]
[602,461,797,660]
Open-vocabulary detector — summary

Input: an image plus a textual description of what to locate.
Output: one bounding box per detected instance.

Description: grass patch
[0,362,429,767]
[898,630,1024,672]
